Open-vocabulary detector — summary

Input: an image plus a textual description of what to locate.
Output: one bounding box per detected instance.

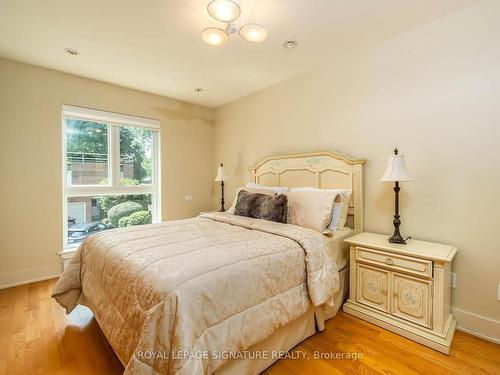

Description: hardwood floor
[0,279,498,375]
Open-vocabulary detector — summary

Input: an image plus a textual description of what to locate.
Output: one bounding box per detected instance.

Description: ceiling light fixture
[194,88,204,92]
[64,48,78,55]
[201,27,230,46]
[202,0,267,46]
[207,0,241,22]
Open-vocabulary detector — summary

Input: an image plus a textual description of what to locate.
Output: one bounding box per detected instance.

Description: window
[62,105,161,249]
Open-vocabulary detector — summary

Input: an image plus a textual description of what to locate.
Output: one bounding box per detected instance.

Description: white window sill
[59,248,78,259]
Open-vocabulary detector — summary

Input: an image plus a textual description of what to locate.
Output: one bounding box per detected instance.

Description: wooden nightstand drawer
[356,246,433,278]
[199,210,218,215]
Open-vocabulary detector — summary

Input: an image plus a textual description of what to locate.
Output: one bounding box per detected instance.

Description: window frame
[61,105,161,250]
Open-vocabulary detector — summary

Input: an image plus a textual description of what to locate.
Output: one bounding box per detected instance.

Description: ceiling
[0,0,478,108]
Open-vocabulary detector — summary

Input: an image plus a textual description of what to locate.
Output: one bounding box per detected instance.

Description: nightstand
[343,232,457,354]
[199,210,218,215]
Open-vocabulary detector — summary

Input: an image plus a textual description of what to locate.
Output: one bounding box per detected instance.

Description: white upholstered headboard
[251,151,366,232]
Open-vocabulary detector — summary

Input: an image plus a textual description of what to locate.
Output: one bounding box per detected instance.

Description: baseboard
[452,307,500,344]
[0,263,62,289]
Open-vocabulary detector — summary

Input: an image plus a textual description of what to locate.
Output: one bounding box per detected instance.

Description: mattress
[326,227,352,271]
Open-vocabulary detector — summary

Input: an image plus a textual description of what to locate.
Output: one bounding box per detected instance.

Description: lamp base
[219,181,225,212]
[388,180,408,245]
[388,213,407,245]
[388,231,407,245]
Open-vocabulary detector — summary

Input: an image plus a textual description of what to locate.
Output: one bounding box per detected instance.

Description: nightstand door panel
[356,264,390,313]
[392,272,432,328]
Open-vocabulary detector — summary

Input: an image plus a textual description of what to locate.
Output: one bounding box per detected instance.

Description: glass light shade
[239,23,268,43]
[201,28,229,46]
[207,0,241,22]
[380,155,413,182]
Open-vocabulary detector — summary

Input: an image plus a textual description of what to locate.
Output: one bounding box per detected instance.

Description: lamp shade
[214,163,228,182]
[380,154,413,182]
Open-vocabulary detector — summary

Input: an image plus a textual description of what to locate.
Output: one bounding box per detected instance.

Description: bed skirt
[215,266,349,375]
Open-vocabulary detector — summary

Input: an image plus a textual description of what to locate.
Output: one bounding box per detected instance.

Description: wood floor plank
[0,278,498,375]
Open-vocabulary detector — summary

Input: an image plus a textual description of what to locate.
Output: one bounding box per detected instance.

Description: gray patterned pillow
[234,190,288,223]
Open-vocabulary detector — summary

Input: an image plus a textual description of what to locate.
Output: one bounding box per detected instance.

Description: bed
[52,151,365,375]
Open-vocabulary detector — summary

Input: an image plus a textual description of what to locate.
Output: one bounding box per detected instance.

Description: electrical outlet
[450,273,456,289]
[185,194,193,201]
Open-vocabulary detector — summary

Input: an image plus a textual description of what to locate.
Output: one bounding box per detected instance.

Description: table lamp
[214,163,228,211]
[380,148,413,244]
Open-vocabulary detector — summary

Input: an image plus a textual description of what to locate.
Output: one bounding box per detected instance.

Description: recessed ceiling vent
[283,40,298,49]
[64,48,78,55]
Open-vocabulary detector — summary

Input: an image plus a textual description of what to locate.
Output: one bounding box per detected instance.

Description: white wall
[214,0,500,340]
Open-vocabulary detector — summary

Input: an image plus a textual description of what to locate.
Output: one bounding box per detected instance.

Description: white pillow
[246,182,288,194]
[290,187,352,232]
[286,190,337,234]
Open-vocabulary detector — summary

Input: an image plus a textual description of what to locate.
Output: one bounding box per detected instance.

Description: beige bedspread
[52,212,339,375]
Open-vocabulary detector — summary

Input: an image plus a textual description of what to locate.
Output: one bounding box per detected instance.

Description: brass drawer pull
[385,258,394,265]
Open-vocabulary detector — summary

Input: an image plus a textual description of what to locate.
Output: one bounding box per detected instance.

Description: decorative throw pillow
[285,190,338,233]
[328,200,344,232]
[227,187,277,214]
[234,190,288,223]
[332,189,352,231]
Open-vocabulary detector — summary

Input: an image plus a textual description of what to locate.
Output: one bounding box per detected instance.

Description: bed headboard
[251,151,366,232]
